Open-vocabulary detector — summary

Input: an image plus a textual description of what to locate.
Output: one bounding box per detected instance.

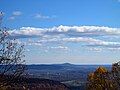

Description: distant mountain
[27,63,111,71]
[26,64,111,82]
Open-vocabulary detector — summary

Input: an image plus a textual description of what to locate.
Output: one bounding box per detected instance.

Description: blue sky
[0,0,120,64]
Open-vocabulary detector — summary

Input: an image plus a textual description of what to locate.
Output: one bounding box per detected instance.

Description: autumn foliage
[87,62,120,90]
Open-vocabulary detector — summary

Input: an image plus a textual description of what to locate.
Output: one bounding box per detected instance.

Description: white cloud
[26,49,30,52]
[35,13,50,19]
[12,11,22,16]
[50,46,69,50]
[9,16,16,20]
[63,37,120,48]
[63,37,101,43]
[8,25,120,51]
[88,47,102,52]
[9,11,22,20]
[9,25,120,37]
[35,13,56,20]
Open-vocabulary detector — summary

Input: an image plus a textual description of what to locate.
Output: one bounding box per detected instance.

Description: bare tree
[0,12,26,87]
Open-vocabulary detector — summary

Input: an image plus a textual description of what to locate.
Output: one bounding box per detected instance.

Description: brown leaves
[87,65,119,90]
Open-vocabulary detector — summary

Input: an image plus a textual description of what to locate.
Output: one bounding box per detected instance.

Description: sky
[0,0,120,64]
